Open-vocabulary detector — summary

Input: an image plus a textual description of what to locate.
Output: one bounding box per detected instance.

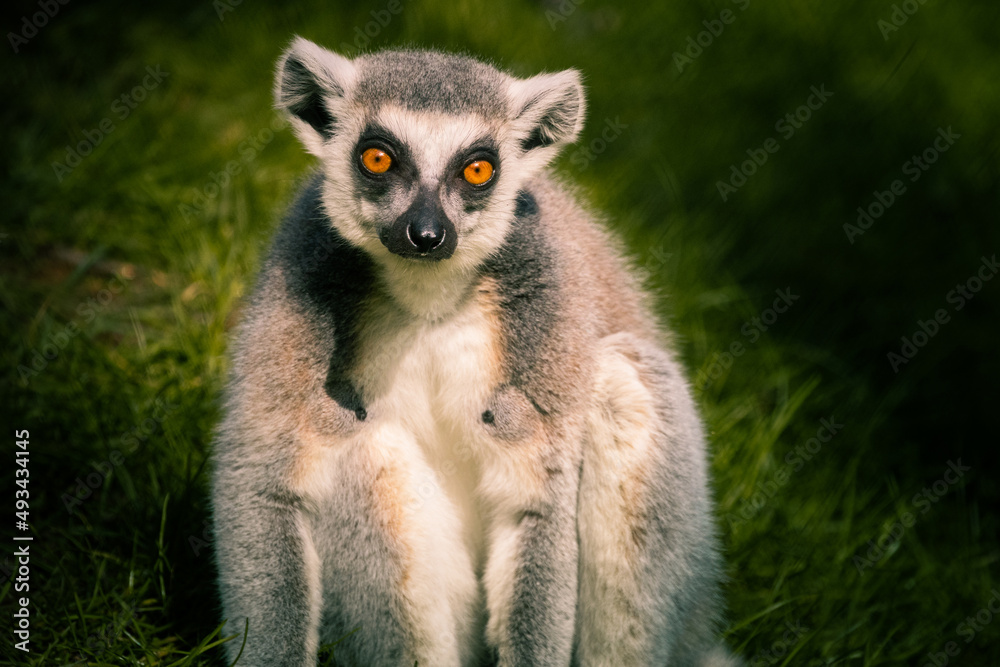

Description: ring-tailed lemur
[211,36,741,667]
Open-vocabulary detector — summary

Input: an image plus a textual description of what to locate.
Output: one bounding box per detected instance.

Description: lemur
[211,36,741,667]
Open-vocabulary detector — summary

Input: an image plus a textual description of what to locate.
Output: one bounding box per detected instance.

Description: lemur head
[275,37,585,274]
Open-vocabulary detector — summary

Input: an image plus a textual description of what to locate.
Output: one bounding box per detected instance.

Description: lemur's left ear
[507,69,586,152]
[274,36,357,157]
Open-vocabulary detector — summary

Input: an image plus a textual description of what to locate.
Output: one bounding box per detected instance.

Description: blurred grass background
[1,0,998,664]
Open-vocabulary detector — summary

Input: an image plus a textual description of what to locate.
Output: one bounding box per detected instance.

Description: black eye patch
[448,139,500,210]
[351,124,417,199]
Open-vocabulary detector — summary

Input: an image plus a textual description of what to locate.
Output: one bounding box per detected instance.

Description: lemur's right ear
[274,36,356,157]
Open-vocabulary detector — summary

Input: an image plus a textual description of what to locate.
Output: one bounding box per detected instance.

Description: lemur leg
[216,416,484,667]
[309,421,484,667]
[575,333,726,666]
[479,387,582,666]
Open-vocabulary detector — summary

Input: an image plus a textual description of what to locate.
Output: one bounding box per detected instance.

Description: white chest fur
[354,283,504,571]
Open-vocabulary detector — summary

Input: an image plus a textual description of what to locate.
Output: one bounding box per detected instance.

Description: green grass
[2,0,998,664]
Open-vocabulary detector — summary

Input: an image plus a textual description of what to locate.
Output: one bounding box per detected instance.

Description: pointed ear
[507,69,586,153]
[274,36,357,156]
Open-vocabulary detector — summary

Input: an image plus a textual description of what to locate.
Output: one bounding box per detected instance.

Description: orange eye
[361,148,391,174]
[463,160,494,185]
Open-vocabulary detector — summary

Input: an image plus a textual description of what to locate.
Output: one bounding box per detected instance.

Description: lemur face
[345,108,503,263]
[275,38,585,273]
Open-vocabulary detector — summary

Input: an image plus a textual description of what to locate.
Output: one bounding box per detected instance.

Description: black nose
[379,187,457,261]
[407,220,445,254]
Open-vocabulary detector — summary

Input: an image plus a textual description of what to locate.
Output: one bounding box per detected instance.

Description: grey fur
[352,50,508,116]
[212,37,740,666]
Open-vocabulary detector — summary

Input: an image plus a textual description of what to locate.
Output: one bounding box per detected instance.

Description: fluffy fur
[211,37,740,666]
